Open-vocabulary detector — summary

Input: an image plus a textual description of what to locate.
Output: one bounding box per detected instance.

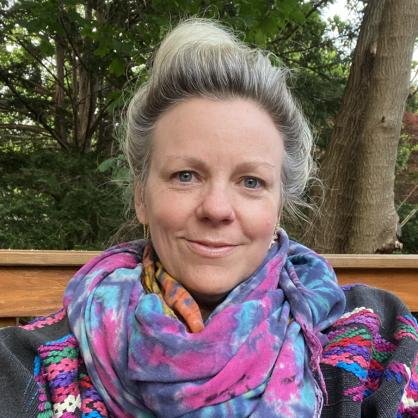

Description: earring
[270,222,280,248]
[142,224,150,240]
[274,222,281,237]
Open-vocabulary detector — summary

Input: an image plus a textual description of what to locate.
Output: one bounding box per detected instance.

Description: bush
[0,146,127,250]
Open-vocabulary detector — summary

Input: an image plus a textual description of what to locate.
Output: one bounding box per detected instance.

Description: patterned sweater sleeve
[0,326,40,417]
[0,310,108,418]
[320,284,418,417]
[1,285,417,418]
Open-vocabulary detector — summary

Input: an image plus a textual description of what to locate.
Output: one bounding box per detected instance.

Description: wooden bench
[0,250,417,327]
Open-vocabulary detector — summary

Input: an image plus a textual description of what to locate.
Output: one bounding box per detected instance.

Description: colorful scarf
[141,245,205,333]
[64,229,345,417]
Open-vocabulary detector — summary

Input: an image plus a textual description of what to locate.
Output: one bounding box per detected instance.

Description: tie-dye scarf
[64,230,345,417]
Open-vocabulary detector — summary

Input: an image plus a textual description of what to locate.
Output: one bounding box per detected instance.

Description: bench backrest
[1,250,417,327]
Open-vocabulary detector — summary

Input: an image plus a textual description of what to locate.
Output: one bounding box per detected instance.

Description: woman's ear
[134,187,148,224]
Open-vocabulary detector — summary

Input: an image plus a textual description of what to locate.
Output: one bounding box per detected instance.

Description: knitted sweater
[0,284,417,417]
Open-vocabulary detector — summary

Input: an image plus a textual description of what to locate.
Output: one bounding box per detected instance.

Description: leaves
[0,0,356,250]
[2,0,415,252]
[0,146,126,249]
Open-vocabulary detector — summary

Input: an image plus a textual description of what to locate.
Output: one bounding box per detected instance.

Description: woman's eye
[176,171,194,182]
[243,177,262,189]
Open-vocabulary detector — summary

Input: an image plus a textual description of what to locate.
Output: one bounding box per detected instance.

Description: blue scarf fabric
[64,230,346,417]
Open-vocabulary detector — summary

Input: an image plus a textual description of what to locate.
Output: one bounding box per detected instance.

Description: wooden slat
[0,267,417,314]
[335,268,418,311]
[0,251,417,325]
[0,318,17,327]
[0,250,100,266]
[1,250,417,268]
[0,267,73,317]
[326,254,418,269]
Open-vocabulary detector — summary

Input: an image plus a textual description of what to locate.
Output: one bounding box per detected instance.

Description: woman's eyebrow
[163,156,206,166]
[164,156,276,169]
[234,161,277,170]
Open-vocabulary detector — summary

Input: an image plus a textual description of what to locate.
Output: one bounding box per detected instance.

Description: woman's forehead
[152,97,283,159]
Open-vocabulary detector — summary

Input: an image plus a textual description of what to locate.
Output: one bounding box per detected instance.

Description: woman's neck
[193,295,227,321]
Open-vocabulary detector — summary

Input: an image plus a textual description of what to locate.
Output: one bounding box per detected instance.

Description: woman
[1,19,417,418]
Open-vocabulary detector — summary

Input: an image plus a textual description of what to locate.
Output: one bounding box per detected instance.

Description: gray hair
[124,18,315,218]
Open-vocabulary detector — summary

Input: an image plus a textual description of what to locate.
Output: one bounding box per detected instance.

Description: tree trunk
[95,78,114,158]
[54,32,66,143]
[306,0,418,253]
[77,0,98,153]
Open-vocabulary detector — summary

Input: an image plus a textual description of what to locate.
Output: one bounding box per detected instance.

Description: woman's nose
[196,184,235,224]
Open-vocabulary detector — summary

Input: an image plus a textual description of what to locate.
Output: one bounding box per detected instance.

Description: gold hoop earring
[274,222,280,237]
[270,222,280,248]
[142,224,150,240]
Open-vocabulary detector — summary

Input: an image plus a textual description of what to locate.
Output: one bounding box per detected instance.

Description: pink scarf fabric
[64,230,345,417]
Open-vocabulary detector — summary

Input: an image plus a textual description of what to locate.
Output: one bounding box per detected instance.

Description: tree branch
[0,69,70,150]
[276,0,332,43]
[3,34,71,98]
[0,123,47,134]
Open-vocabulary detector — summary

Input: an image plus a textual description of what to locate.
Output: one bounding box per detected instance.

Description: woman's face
[136,97,283,305]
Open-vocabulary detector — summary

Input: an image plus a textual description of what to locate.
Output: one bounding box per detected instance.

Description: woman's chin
[176,264,253,305]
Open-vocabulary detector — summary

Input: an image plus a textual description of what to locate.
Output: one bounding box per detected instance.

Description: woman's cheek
[242,200,279,238]
[151,194,195,230]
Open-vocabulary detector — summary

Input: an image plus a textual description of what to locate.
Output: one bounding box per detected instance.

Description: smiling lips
[185,239,238,258]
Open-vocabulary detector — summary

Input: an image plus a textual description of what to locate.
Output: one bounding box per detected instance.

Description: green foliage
[396,132,418,174]
[0,144,125,249]
[0,0,415,253]
[396,113,418,253]
[0,0,349,152]
[1,0,355,249]
[399,204,418,253]
[4,0,414,252]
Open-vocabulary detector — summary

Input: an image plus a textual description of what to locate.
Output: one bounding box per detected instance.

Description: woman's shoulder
[320,284,418,417]
[0,310,73,417]
[0,310,109,418]
[0,309,71,359]
[342,283,412,315]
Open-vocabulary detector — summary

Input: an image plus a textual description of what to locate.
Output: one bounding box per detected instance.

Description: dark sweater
[1,285,417,417]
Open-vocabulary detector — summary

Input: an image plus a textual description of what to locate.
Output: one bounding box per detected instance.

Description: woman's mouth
[185,239,238,258]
